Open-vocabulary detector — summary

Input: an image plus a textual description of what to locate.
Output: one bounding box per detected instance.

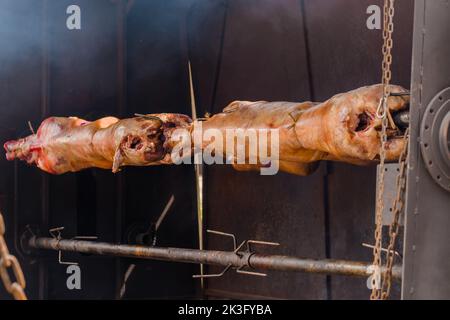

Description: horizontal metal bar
[28,237,402,280]
[250,254,401,280]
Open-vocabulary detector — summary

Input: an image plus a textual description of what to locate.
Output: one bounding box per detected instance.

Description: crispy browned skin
[199,84,409,175]
[4,84,408,175]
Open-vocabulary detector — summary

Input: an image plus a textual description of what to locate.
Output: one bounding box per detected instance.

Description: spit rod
[28,236,402,280]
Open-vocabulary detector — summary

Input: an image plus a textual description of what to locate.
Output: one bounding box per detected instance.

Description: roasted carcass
[4,114,192,174]
[200,84,409,175]
[4,84,409,175]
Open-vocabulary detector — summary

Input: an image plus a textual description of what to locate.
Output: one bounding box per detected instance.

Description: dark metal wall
[0,0,44,300]
[0,0,415,300]
[403,0,450,300]
[0,0,197,300]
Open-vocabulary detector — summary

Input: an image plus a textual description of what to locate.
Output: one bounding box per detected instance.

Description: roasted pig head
[294,84,409,164]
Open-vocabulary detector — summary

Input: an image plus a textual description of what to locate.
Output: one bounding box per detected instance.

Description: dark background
[0,0,413,299]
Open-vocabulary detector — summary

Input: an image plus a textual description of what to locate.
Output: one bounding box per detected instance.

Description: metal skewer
[188,60,205,288]
[27,235,402,281]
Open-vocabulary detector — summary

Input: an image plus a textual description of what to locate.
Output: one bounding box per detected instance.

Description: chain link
[371,106,388,300]
[371,0,410,300]
[381,128,409,299]
[371,0,397,300]
[0,212,27,300]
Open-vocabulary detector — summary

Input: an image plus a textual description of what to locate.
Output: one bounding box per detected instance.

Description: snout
[327,84,410,162]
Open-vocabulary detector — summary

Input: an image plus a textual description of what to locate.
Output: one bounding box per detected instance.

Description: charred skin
[4,114,191,174]
[4,84,408,175]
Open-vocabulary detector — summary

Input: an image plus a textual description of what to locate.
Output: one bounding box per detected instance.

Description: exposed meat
[4,84,408,175]
[4,114,191,174]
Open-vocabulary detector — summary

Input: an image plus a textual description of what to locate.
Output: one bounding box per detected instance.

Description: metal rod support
[28,237,402,280]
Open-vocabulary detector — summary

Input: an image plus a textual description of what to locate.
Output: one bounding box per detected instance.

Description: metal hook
[48,227,97,265]
[49,227,64,240]
[362,242,403,260]
[376,93,405,129]
[376,95,388,119]
[206,229,237,251]
[246,240,280,253]
[49,227,77,265]
[236,266,267,277]
[192,264,232,279]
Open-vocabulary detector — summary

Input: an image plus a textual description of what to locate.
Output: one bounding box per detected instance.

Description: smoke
[0,0,45,137]
[0,1,43,67]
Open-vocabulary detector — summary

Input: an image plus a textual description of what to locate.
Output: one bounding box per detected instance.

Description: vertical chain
[381,128,409,299]
[0,212,27,300]
[371,0,395,300]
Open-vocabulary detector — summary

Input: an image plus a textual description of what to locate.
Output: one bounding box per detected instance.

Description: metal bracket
[192,229,280,279]
[49,227,97,265]
[376,163,405,226]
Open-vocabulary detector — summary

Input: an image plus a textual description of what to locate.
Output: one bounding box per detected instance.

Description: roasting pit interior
[0,0,448,300]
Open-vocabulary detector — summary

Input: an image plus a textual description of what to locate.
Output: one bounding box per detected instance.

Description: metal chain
[371,0,396,300]
[0,212,27,300]
[381,128,409,299]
